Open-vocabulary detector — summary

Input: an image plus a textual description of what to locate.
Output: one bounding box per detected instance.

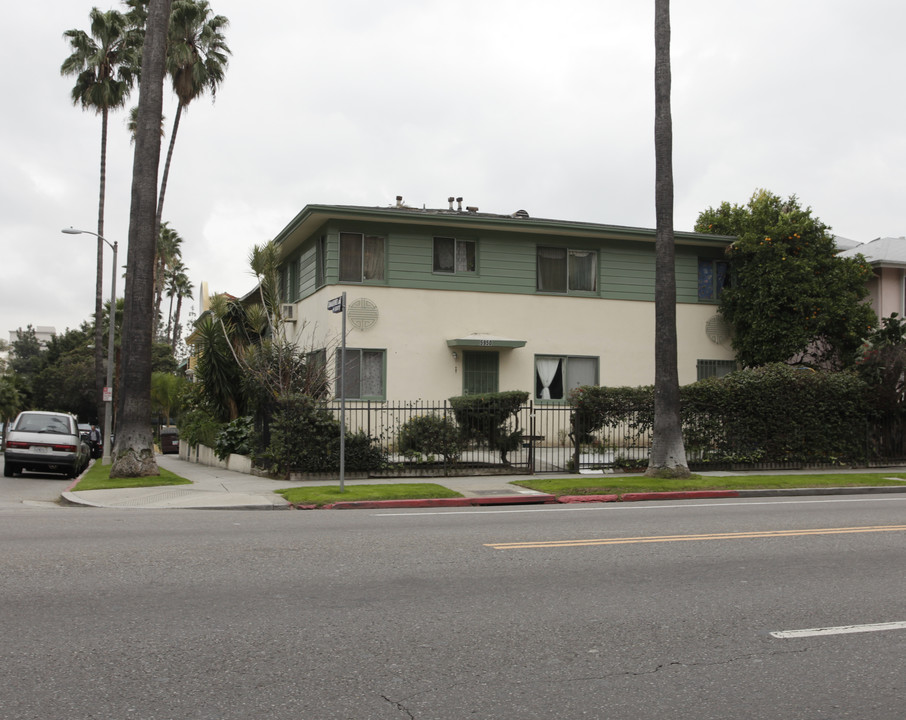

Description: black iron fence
[327,400,906,476]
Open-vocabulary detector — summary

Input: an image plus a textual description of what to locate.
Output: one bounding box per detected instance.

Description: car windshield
[15,414,71,434]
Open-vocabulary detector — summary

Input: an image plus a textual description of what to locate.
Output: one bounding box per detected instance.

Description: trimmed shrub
[397,414,463,462]
[448,391,529,464]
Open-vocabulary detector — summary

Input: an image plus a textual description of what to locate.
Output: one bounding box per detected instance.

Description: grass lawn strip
[73,460,191,491]
[514,473,906,497]
[277,483,462,507]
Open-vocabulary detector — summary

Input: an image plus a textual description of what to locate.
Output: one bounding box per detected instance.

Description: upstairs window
[698,258,730,301]
[537,247,597,293]
[280,259,298,303]
[340,232,385,282]
[316,235,327,288]
[433,236,476,274]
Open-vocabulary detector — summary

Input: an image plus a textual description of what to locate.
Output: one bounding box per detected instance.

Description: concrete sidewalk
[61,454,906,510]
[62,454,553,510]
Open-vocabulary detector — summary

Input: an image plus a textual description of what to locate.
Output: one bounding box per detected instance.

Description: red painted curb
[620,490,740,502]
[558,494,619,504]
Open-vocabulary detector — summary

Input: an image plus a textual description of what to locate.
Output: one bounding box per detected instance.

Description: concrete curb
[298,495,558,510]
[294,485,906,510]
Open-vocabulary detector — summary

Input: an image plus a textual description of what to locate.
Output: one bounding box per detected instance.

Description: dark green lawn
[514,473,906,496]
[72,460,191,491]
[277,483,463,506]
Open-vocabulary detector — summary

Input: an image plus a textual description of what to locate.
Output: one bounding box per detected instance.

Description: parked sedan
[3,411,90,478]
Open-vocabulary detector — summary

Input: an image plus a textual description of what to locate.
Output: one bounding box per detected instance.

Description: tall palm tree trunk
[165,290,175,343]
[111,0,173,477]
[94,108,109,427]
[151,104,183,339]
[156,101,184,236]
[171,293,183,353]
[647,0,689,478]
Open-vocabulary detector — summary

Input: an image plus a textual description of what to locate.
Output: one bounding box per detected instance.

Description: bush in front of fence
[448,391,529,465]
[263,394,385,476]
[397,414,463,462]
[570,364,875,466]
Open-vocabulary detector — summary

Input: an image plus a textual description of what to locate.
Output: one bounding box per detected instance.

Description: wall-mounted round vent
[349,298,379,331]
[706,315,730,344]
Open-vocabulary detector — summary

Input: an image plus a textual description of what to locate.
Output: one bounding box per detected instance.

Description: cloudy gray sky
[3,0,905,340]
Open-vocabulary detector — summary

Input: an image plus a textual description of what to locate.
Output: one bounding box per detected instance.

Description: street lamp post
[62,228,118,464]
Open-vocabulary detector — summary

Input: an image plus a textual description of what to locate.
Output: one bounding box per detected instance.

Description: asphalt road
[1,492,904,719]
[0,454,75,508]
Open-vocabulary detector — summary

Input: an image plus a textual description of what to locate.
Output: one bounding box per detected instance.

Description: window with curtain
[339,232,385,282]
[316,236,327,288]
[537,247,597,293]
[535,355,598,401]
[433,236,476,274]
[698,258,730,301]
[279,260,298,303]
[335,348,385,399]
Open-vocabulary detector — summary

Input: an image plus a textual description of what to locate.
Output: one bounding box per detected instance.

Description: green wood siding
[275,218,730,305]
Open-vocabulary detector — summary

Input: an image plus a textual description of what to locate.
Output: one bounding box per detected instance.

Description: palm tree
[61,8,139,429]
[170,267,194,353]
[157,0,231,232]
[111,0,173,478]
[646,0,689,478]
[163,259,188,343]
[154,222,183,338]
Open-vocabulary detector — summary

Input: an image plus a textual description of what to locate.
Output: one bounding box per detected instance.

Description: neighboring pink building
[839,237,906,319]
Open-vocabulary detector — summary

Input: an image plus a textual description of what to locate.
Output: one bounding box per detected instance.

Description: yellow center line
[485,525,906,550]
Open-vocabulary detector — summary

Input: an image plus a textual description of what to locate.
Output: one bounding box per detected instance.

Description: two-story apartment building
[839,236,906,320]
[272,199,736,402]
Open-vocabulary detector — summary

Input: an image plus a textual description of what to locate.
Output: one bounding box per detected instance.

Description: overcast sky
[3,0,905,340]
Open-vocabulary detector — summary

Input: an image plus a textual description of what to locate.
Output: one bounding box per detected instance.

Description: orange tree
[696,190,876,369]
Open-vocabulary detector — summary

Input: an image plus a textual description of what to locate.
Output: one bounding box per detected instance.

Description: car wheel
[4,462,17,477]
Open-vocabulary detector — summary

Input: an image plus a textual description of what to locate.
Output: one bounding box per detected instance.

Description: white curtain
[536,358,561,400]
[568,250,596,291]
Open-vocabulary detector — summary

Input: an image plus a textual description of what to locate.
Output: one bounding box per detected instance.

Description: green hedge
[448,391,529,465]
[264,394,385,476]
[569,364,873,465]
[397,414,463,462]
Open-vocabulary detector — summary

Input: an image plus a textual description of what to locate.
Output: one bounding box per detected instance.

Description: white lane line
[374,496,906,517]
[771,621,906,639]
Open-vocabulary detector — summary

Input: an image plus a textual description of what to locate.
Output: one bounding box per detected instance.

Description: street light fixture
[62,227,118,465]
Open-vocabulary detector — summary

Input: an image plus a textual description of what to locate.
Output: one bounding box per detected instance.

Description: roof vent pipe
[456,197,463,211]
[448,196,455,210]
[396,195,403,207]
[467,206,479,213]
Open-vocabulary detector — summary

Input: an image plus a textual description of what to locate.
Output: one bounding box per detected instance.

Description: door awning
[446,334,527,349]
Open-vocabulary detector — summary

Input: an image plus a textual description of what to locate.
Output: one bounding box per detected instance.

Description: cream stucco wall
[873,267,905,319]
[285,286,735,401]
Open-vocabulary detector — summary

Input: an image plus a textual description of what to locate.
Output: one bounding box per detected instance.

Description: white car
[3,411,90,479]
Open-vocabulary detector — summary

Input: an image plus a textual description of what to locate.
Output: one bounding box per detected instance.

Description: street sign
[103,387,113,402]
[327,296,344,313]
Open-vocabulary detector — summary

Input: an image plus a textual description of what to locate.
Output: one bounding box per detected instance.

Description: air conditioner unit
[281,304,296,322]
